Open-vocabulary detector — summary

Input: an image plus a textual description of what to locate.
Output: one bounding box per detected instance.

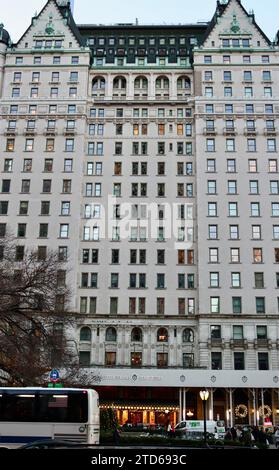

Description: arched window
[156,76,169,89]
[134,76,148,90]
[92,76,106,90]
[80,327,92,342]
[157,327,168,342]
[131,327,143,342]
[113,76,126,89]
[182,328,194,343]
[106,327,117,342]
[177,76,191,90]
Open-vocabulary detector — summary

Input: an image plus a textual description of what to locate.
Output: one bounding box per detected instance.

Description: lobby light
[199,390,209,401]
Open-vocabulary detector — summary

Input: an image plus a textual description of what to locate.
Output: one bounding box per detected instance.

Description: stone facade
[0,0,279,423]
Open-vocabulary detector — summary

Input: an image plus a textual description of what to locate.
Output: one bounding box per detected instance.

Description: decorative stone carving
[45,15,55,35]
[230,14,240,34]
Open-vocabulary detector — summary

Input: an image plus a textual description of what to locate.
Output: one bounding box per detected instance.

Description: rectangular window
[256,297,265,314]
[267,139,276,152]
[19,201,28,215]
[247,139,256,152]
[232,297,242,314]
[230,248,240,263]
[223,71,232,82]
[59,224,69,238]
[209,248,218,263]
[25,139,34,152]
[39,223,48,238]
[211,352,222,370]
[233,326,244,340]
[105,352,116,367]
[248,159,257,172]
[224,87,232,97]
[42,179,51,193]
[64,159,73,173]
[21,179,30,193]
[210,272,219,288]
[255,272,264,289]
[157,298,165,315]
[228,180,237,194]
[210,297,220,313]
[209,225,218,239]
[206,139,215,152]
[157,353,168,368]
[251,202,260,217]
[253,248,262,263]
[263,71,271,81]
[15,246,25,261]
[272,203,279,216]
[249,180,259,194]
[234,352,245,370]
[65,139,74,152]
[230,225,239,239]
[244,71,252,81]
[252,225,261,239]
[227,159,236,173]
[231,272,241,288]
[258,353,269,370]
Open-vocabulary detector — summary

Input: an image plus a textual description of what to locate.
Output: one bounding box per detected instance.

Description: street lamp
[199,389,209,446]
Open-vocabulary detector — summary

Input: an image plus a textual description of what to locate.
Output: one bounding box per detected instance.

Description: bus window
[0,393,37,422]
[38,392,88,423]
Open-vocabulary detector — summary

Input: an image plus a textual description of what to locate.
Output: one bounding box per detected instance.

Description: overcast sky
[0,0,278,43]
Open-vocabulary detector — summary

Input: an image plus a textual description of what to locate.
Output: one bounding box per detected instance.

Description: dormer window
[190,37,197,45]
[242,39,250,47]
[54,40,62,48]
[232,39,240,47]
[35,40,43,49]
[222,39,230,47]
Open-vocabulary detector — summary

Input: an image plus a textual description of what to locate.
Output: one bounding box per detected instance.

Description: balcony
[44,128,57,136]
[207,337,225,349]
[264,127,277,136]
[63,127,76,136]
[4,128,17,136]
[177,92,191,100]
[223,127,237,136]
[254,338,272,349]
[24,127,37,136]
[230,339,248,349]
[244,127,257,136]
[203,127,216,136]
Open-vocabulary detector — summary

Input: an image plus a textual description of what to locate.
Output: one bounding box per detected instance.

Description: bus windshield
[0,390,88,423]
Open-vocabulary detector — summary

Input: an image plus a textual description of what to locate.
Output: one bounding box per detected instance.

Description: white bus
[0,387,99,447]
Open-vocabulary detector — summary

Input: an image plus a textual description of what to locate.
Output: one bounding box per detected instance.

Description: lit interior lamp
[187,410,194,417]
[276,409,279,415]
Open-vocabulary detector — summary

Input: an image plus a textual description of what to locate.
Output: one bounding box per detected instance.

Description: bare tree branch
[0,237,81,386]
